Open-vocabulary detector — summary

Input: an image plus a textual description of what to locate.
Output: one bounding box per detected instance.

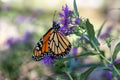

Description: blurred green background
[0,0,120,80]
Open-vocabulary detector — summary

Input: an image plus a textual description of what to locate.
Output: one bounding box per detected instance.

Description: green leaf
[86,19,95,41]
[80,66,97,80]
[113,42,120,61]
[73,26,82,36]
[79,19,86,29]
[79,51,96,56]
[97,20,107,38]
[73,0,79,17]
[61,51,97,61]
[92,37,100,46]
[53,61,66,74]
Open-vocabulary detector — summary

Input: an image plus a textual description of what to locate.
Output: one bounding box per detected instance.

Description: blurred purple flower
[5,31,32,47]
[6,38,15,46]
[71,47,78,61]
[114,58,120,65]
[74,18,81,24]
[59,4,73,35]
[105,59,120,79]
[15,16,28,24]
[6,37,21,46]
[22,31,32,43]
[99,25,113,39]
[71,47,77,56]
[15,10,43,24]
[1,4,11,11]
[42,56,56,66]
[103,70,112,80]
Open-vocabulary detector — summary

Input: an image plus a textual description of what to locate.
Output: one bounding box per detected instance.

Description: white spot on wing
[36,47,39,50]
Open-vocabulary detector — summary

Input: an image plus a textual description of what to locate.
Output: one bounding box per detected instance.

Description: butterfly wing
[49,31,71,58]
[32,28,54,61]
[33,25,71,61]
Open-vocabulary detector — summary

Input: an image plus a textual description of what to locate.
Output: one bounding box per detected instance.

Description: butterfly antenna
[53,10,57,22]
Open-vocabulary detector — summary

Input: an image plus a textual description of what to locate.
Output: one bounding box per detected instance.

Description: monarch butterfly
[32,21,71,61]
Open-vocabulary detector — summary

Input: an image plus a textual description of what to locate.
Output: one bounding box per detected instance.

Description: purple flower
[59,4,73,35]
[114,58,120,65]
[71,47,77,56]
[74,18,81,24]
[42,56,56,66]
[15,16,28,24]
[1,4,11,11]
[103,70,112,80]
[71,47,78,61]
[5,37,21,46]
[5,31,32,47]
[6,37,15,46]
[22,31,32,43]
[99,25,113,39]
[60,26,73,35]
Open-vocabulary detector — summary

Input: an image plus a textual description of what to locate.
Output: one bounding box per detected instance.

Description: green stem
[113,65,120,76]
[65,71,74,80]
[99,53,111,64]
[91,40,120,76]
[109,47,113,63]
[91,41,111,64]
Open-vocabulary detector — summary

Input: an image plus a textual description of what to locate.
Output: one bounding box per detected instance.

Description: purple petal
[15,16,27,24]
[59,13,64,17]
[5,37,15,46]
[42,56,56,66]
[59,4,73,35]
[103,70,112,80]
[60,19,65,24]
[106,25,113,33]
[99,32,110,39]
[71,47,77,56]
[5,37,22,46]
[75,18,81,24]
[23,31,32,43]
[62,5,69,17]
[99,24,113,39]
[114,58,120,65]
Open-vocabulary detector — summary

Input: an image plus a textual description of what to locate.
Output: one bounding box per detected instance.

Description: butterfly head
[53,21,60,32]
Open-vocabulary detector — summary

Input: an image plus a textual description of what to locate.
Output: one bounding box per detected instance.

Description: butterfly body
[32,21,71,61]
